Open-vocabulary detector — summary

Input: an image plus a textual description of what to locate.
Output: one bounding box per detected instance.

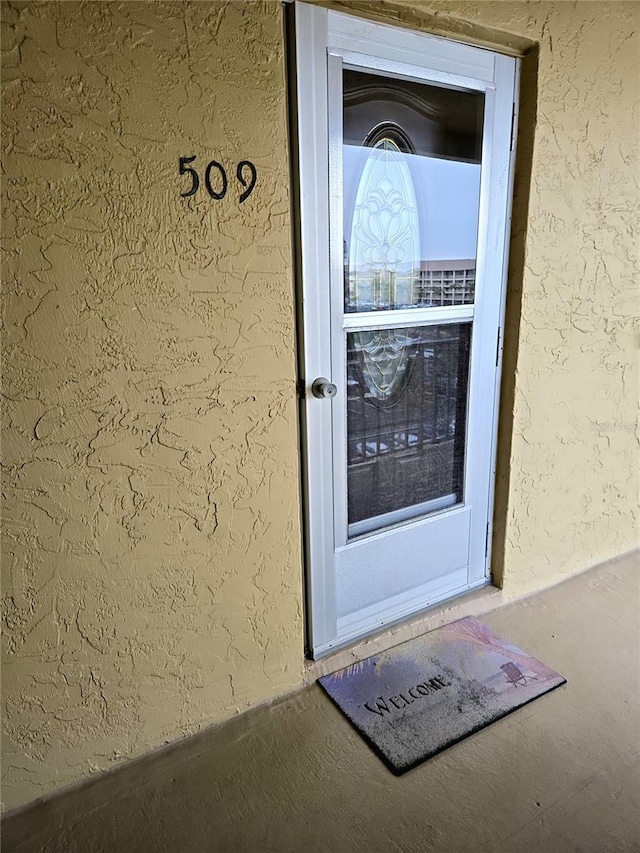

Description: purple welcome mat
[318,617,566,774]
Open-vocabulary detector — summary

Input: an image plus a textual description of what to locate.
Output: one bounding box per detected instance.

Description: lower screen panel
[346,322,472,534]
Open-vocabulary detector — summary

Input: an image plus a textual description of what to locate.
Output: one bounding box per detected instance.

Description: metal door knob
[311,377,337,399]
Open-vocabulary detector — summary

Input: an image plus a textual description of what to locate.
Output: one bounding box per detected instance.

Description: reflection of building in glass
[344,259,475,311]
[417,259,476,306]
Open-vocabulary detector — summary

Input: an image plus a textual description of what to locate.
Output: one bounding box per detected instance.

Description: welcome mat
[318,617,566,774]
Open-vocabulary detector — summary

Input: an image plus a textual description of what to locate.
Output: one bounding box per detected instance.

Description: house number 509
[179,156,257,203]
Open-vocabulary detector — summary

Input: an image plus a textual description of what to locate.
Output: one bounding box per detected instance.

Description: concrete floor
[3,551,639,853]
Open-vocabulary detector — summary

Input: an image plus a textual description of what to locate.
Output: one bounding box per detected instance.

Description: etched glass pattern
[348,137,420,312]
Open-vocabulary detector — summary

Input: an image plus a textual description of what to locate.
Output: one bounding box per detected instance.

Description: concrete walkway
[3,551,639,853]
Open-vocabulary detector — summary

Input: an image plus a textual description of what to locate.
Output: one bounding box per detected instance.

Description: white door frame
[292,2,519,658]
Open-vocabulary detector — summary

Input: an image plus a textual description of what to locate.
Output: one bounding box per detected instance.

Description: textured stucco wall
[2,0,303,811]
[2,0,638,812]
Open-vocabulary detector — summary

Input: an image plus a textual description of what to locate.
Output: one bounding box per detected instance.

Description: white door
[293,3,518,658]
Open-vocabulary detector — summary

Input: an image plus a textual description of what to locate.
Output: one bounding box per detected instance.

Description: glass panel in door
[347,322,471,537]
[343,69,484,536]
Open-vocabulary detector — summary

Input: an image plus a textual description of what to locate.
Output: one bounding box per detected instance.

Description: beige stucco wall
[1,0,638,812]
[1,0,304,811]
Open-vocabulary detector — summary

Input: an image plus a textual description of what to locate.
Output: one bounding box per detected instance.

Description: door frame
[291,2,519,659]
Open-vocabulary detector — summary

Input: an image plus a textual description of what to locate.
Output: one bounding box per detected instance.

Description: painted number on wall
[179,157,257,203]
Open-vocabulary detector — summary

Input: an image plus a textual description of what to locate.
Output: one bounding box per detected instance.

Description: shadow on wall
[491,45,539,588]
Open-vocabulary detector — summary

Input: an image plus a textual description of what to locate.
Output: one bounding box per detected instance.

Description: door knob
[311,377,337,399]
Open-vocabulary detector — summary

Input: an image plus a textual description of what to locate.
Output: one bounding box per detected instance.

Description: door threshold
[304,582,505,683]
